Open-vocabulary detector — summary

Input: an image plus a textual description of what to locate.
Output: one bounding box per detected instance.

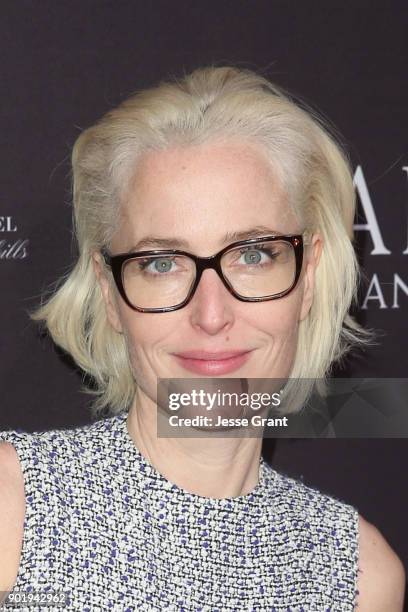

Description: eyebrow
[128,226,287,251]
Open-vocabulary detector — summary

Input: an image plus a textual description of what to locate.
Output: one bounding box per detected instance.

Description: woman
[0,65,405,611]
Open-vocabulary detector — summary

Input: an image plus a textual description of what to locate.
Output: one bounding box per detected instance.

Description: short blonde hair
[30,65,375,417]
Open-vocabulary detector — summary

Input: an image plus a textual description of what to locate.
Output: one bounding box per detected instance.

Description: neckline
[114,410,270,506]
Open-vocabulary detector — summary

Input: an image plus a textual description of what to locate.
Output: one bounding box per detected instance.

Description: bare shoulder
[356,513,406,611]
[0,441,26,593]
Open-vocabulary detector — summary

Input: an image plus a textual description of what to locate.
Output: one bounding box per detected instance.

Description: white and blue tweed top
[0,411,359,611]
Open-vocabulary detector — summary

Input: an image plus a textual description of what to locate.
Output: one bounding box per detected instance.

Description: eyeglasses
[100,233,310,313]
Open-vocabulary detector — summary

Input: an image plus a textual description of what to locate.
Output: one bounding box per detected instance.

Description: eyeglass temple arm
[100,248,112,266]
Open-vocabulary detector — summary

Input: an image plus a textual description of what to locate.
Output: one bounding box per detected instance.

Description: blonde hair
[30,64,375,418]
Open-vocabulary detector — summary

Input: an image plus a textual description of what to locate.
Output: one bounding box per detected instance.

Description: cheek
[251,292,303,337]
[247,293,303,377]
[118,309,174,371]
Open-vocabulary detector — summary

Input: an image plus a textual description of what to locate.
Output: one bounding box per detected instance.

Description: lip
[172,349,253,375]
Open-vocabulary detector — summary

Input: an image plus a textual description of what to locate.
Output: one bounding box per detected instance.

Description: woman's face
[94,139,321,399]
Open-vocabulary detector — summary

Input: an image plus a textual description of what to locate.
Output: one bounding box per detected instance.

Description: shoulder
[0,440,25,498]
[270,468,357,523]
[0,416,113,462]
[265,469,406,609]
[0,442,25,592]
[356,513,405,611]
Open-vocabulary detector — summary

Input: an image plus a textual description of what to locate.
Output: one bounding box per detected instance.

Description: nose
[188,268,235,335]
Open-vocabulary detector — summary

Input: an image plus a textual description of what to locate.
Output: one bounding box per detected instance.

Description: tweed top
[0,411,359,611]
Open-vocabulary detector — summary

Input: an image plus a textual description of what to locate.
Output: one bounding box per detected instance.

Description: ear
[92,251,123,334]
[299,233,323,322]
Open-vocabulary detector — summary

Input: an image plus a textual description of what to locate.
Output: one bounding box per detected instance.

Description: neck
[126,388,263,499]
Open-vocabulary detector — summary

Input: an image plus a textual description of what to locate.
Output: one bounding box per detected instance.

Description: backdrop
[1,0,407,579]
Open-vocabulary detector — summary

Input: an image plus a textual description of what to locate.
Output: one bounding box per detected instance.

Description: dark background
[1,0,407,587]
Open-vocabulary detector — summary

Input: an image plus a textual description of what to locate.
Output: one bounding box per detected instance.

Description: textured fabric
[0,411,359,611]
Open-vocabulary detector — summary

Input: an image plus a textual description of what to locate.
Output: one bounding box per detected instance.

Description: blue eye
[238,247,278,265]
[242,250,262,264]
[139,257,175,274]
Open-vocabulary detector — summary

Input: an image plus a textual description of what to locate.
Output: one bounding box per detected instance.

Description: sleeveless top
[0,411,359,611]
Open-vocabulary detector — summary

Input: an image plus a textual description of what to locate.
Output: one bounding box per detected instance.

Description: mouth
[171,350,254,375]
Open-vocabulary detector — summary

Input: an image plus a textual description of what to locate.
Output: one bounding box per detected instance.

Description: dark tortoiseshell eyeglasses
[101,233,311,313]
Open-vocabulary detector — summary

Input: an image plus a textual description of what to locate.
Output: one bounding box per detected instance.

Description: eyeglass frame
[100,232,311,313]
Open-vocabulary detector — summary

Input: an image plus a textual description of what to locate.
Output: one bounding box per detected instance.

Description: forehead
[128,139,281,202]
[116,139,299,251]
